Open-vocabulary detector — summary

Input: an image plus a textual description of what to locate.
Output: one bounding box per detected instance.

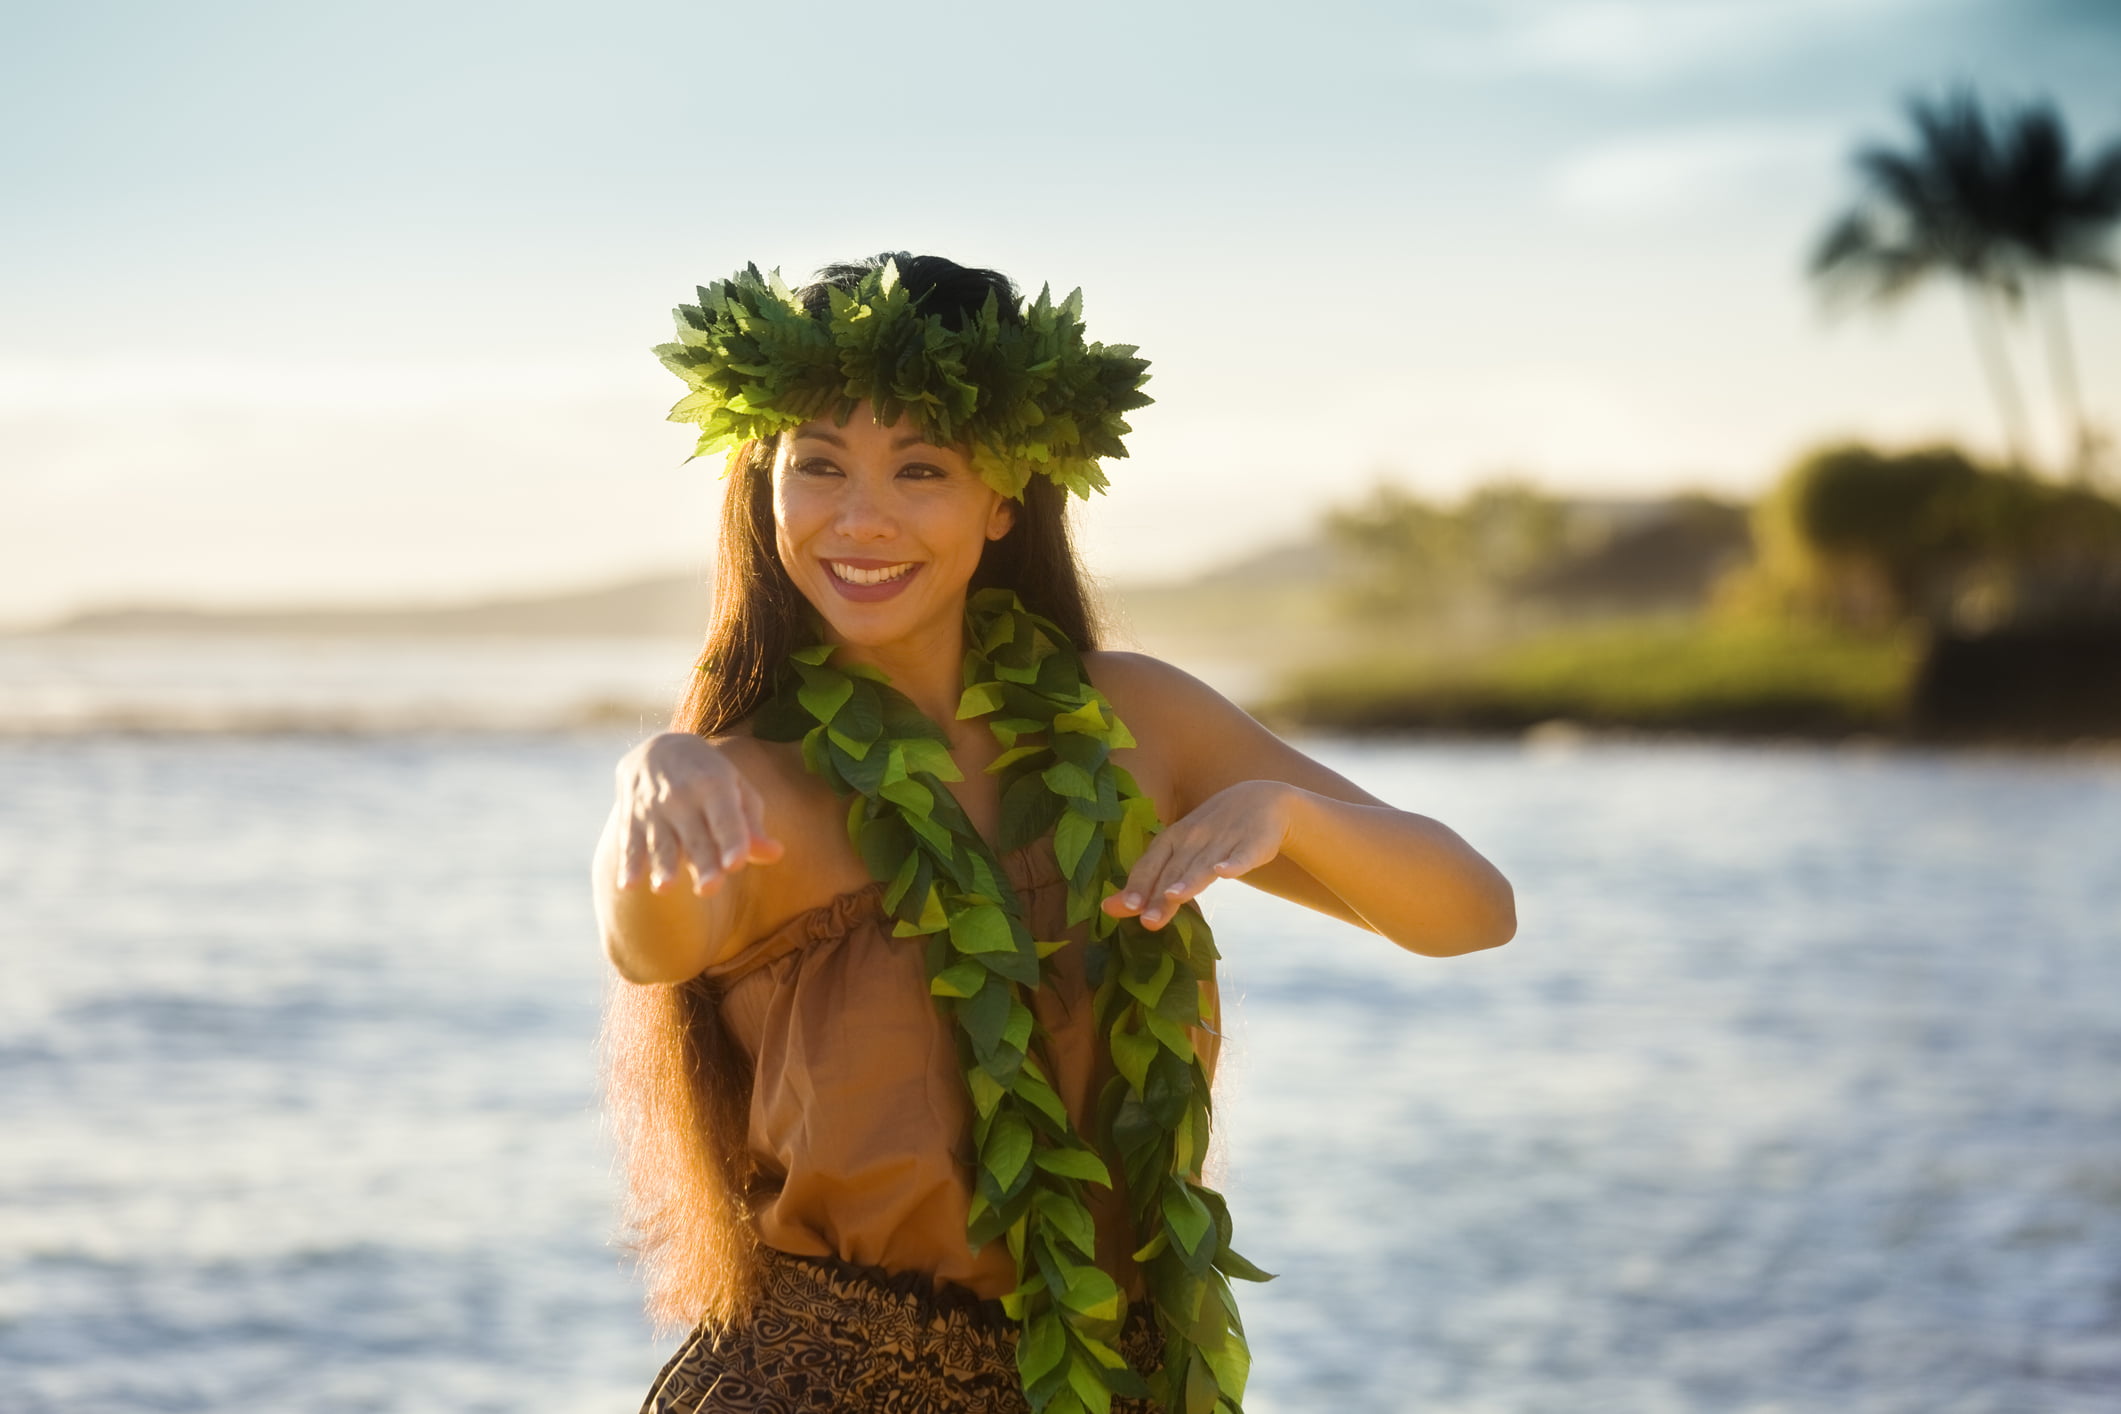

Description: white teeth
[830,561,915,585]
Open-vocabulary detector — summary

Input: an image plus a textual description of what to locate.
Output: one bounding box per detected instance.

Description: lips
[821,557,922,602]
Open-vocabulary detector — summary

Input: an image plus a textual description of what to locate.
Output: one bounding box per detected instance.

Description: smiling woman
[595,252,1516,1414]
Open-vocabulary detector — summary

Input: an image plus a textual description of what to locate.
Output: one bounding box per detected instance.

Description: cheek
[772,482,822,548]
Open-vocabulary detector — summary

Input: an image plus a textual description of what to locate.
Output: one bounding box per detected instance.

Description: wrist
[1268,780,1317,862]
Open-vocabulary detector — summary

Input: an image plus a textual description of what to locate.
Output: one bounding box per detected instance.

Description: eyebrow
[792,427,939,452]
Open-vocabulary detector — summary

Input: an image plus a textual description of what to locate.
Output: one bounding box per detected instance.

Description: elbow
[1402,878,1516,958]
[1476,884,1517,952]
[602,925,705,987]
[597,889,709,986]
[603,932,667,987]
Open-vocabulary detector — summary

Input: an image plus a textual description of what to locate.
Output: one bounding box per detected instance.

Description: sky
[4,0,2119,624]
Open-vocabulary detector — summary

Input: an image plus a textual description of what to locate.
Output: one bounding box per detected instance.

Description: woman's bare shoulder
[1080,649,1238,726]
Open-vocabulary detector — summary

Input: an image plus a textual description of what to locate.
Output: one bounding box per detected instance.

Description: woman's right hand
[611,731,785,896]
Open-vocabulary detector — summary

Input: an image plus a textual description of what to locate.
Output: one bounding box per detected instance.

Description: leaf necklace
[751,586,1272,1414]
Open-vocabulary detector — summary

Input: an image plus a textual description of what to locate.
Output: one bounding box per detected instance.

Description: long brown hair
[601,252,1113,1333]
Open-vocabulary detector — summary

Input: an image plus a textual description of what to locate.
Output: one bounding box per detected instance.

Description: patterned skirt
[639,1245,1167,1413]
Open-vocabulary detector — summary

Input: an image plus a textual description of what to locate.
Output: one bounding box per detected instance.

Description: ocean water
[2,731,2118,1413]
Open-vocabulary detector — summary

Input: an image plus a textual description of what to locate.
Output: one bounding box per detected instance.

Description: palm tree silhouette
[1991,99,2121,484]
[1810,87,2036,473]
[1811,86,2121,482]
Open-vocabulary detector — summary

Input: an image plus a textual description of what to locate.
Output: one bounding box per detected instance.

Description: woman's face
[772,400,1016,651]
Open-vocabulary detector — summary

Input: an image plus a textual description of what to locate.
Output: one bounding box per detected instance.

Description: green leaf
[1001,1000,1035,1054]
[930,960,986,998]
[891,885,947,937]
[877,775,933,815]
[1060,1265,1123,1323]
[983,743,1047,775]
[984,1111,1034,1189]
[1202,1329,1251,1401]
[1066,1356,1115,1414]
[1162,1184,1213,1256]
[1115,795,1157,869]
[796,671,852,724]
[1130,1229,1169,1263]
[994,657,1042,684]
[1054,808,1099,877]
[1051,699,1105,735]
[1213,1245,1276,1283]
[1142,1007,1197,1062]
[898,735,964,782]
[1108,1019,1156,1092]
[1042,760,1098,800]
[998,770,1065,853]
[949,902,1016,954]
[960,978,1012,1056]
[1119,951,1174,1009]
[882,850,923,914]
[861,817,914,885]
[1048,730,1108,774]
[966,1065,1005,1118]
[1034,1188,1098,1259]
[835,678,882,743]
[978,944,1042,987]
[1184,1348,1219,1414]
[1033,1147,1113,1187]
[1016,1310,1066,1384]
[1013,1068,1070,1130]
[957,681,1007,718]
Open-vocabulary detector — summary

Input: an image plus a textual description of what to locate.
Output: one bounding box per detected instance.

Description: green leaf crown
[653,259,1154,501]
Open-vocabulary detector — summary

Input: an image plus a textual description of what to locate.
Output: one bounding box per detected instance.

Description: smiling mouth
[828,560,918,585]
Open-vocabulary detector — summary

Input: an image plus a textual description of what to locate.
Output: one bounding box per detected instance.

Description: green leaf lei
[653,259,1153,503]
[750,586,1272,1414]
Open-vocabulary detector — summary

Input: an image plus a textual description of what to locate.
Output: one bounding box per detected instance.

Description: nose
[832,473,898,541]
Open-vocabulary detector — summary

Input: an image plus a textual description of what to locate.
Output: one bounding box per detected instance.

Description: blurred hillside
[28,490,1749,713]
[1272,444,2121,743]
[41,575,714,640]
[22,449,2118,744]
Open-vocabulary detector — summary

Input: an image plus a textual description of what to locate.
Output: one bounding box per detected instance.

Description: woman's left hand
[1100,779,1298,930]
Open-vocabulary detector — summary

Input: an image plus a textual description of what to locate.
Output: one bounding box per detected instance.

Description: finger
[1105,831,1178,918]
[617,814,649,890]
[697,782,757,876]
[645,819,681,892]
[666,809,722,895]
[1140,837,1221,928]
[1128,836,1203,930]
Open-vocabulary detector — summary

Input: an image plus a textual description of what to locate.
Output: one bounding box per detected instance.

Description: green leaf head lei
[749,587,1275,1413]
[652,257,1154,503]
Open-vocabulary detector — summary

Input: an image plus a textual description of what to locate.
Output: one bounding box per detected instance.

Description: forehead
[786,422,943,453]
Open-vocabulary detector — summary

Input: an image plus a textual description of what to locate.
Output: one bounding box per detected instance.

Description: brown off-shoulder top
[695,832,1224,1304]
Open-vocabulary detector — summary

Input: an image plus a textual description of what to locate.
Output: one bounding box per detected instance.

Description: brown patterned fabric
[640,1245,1168,1413]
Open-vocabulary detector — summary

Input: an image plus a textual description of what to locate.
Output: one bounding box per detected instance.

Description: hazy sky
[4,0,2118,624]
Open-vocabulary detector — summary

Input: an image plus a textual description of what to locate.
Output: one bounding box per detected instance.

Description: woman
[598,253,1516,1414]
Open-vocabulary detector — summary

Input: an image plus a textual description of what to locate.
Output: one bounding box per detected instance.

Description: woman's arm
[1088,651,1515,958]
[593,731,784,985]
